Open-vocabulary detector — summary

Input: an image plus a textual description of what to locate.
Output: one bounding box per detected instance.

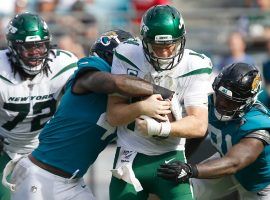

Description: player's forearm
[107,100,144,126]
[196,156,240,179]
[76,71,174,97]
[170,115,208,138]
[114,75,173,98]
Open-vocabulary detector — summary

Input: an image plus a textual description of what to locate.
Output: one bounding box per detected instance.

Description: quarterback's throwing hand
[157,161,198,184]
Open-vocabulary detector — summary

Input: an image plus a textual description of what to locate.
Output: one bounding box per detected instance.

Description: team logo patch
[127,68,138,77]
[251,74,261,93]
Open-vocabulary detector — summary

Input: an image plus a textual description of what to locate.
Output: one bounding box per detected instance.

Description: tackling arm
[196,137,264,178]
[157,136,265,184]
[72,70,173,98]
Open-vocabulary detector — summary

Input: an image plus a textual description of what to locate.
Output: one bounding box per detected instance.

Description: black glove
[153,84,174,100]
[157,160,198,184]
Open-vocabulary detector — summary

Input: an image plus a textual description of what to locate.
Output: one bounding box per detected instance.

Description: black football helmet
[212,62,261,121]
[90,29,134,65]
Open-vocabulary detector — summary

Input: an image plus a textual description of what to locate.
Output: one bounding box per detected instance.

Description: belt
[28,154,74,179]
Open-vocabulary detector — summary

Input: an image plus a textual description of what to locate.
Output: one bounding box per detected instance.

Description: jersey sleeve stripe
[179,68,212,78]
[50,62,77,80]
[0,75,14,84]
[245,130,270,145]
[114,51,140,70]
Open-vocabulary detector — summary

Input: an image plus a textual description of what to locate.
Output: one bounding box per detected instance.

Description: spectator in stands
[238,0,270,39]
[58,34,85,58]
[219,32,255,71]
[14,0,28,14]
[131,0,171,24]
[36,0,58,14]
[258,39,270,107]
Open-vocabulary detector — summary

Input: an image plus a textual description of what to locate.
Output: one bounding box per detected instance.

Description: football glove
[157,160,198,184]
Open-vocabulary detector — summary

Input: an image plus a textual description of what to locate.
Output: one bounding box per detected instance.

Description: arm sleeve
[184,73,212,108]
[183,54,213,108]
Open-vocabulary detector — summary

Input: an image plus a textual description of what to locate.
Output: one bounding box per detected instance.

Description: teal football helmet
[140,5,186,71]
[6,12,51,76]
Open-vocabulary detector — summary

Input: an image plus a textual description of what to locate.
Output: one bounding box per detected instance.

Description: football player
[157,63,270,200]
[5,29,174,200]
[0,12,78,200]
[106,5,212,200]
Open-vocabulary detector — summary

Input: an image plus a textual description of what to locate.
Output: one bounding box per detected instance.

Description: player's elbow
[194,122,208,138]
[113,75,131,96]
[223,157,242,175]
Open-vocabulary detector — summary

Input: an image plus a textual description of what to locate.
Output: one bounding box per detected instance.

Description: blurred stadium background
[1,0,270,199]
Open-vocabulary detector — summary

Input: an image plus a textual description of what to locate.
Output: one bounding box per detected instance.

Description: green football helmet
[6,12,51,76]
[140,5,186,71]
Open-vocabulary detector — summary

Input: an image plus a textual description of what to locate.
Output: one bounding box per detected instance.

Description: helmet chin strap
[214,109,234,121]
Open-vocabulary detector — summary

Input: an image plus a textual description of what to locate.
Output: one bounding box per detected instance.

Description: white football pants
[10,157,95,200]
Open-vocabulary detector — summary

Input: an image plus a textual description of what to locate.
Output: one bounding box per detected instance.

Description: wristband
[140,115,161,136]
[159,121,171,137]
[187,163,199,178]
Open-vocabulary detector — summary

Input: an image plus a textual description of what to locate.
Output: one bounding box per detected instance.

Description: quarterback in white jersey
[107,5,212,200]
[0,12,77,200]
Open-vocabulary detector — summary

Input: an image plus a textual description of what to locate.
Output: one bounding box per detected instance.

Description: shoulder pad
[77,56,110,72]
[177,49,213,78]
[114,39,144,71]
[241,103,270,133]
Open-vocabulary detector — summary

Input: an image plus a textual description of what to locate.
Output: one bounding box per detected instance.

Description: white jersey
[111,39,213,155]
[0,49,78,156]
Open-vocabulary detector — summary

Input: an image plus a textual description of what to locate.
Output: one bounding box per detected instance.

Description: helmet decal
[90,29,134,65]
[251,74,261,93]
[99,36,111,46]
[155,35,172,42]
[179,18,184,30]
[6,24,18,34]
[218,86,232,97]
[25,35,41,42]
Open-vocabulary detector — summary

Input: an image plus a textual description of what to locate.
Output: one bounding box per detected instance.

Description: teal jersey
[208,95,270,192]
[258,88,270,108]
[32,56,116,177]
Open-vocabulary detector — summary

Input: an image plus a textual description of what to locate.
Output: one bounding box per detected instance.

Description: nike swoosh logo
[164,158,175,164]
[81,185,86,188]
